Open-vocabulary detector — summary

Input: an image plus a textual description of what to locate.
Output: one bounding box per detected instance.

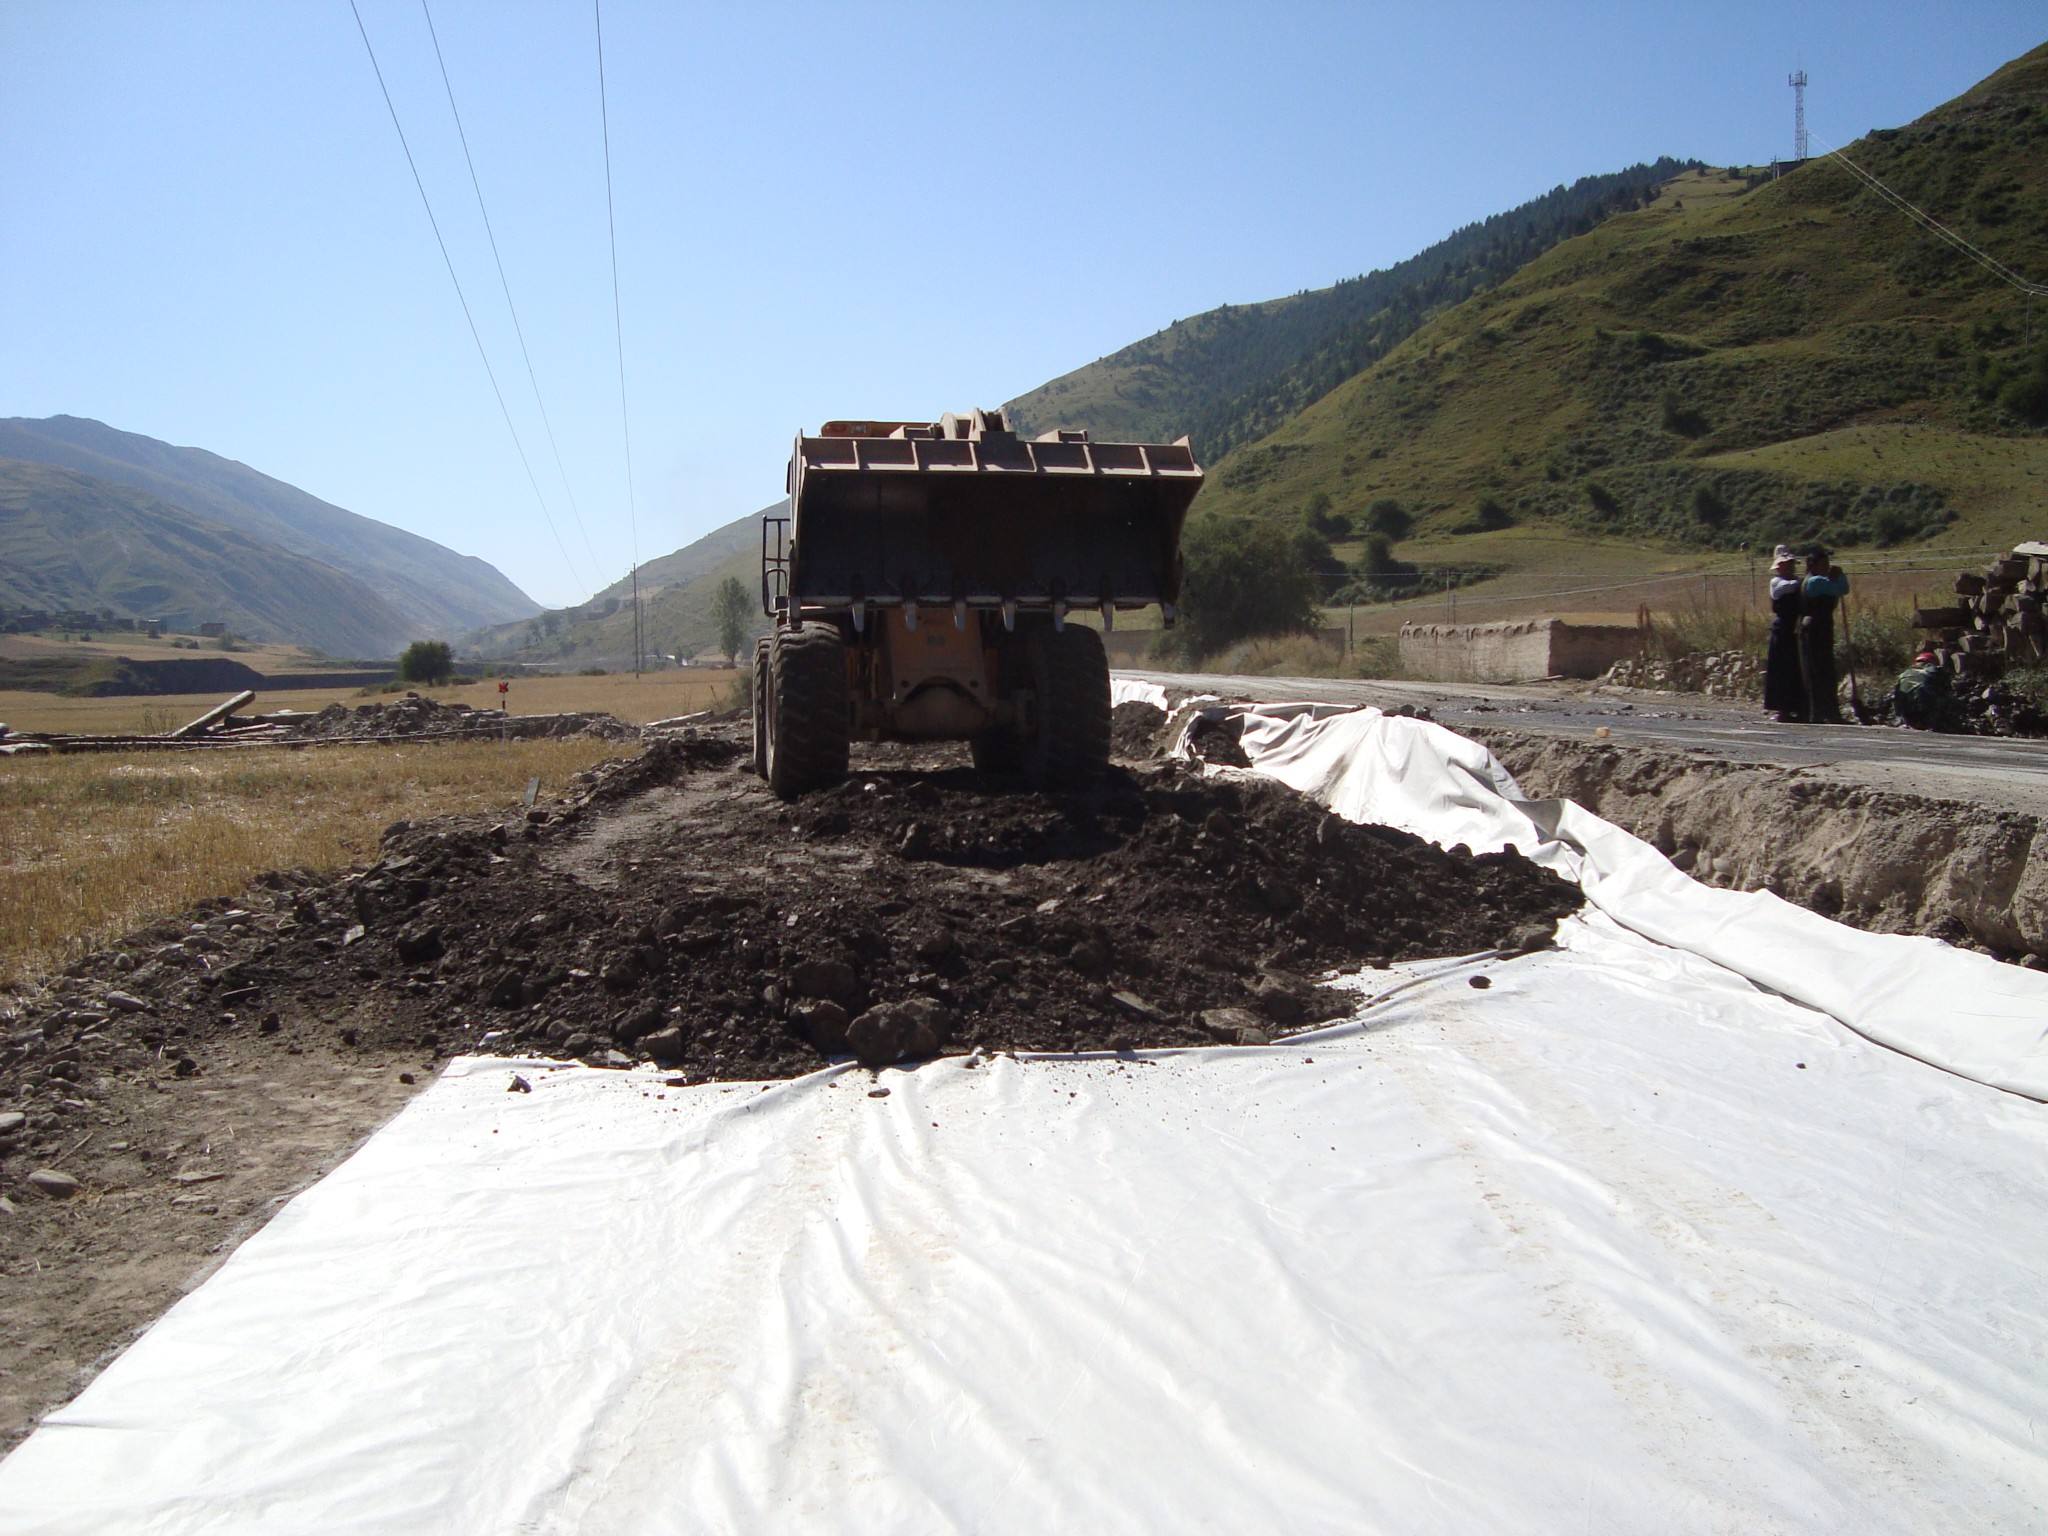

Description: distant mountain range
[0,416,538,657]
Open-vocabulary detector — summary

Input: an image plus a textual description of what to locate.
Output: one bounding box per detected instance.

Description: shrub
[1362,498,1413,540]
[1450,498,1515,535]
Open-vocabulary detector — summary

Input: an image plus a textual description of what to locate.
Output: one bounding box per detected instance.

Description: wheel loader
[753,409,1204,797]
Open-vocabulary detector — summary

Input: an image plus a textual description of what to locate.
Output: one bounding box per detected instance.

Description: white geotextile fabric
[1217,701,2048,1101]
[5,702,2047,1533]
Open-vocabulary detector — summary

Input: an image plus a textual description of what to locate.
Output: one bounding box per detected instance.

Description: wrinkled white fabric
[1230,704,2048,1100]
[4,697,2045,1534]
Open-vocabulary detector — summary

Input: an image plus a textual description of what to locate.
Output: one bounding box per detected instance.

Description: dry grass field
[0,736,638,991]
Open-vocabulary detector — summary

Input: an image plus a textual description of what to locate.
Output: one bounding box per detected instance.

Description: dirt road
[1117,668,2048,818]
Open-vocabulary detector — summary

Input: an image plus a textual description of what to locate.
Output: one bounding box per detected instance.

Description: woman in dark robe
[1798,547,1851,725]
[1763,546,1805,722]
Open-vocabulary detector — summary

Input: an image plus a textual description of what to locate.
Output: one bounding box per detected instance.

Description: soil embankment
[1480,732,2047,964]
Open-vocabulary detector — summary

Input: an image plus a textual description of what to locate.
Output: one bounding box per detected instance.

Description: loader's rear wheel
[765,622,849,799]
[750,637,770,778]
[1023,623,1110,786]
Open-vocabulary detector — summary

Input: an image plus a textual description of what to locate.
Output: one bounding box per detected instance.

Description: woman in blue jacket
[1797,548,1850,724]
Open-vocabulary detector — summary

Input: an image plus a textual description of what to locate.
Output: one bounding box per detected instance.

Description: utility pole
[631,563,641,676]
[1788,70,1809,161]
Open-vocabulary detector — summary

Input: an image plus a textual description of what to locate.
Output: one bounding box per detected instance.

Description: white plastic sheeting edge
[1226,703,2048,1101]
[4,696,2046,1533]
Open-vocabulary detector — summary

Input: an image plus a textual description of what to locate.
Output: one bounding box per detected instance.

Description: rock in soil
[25,1169,80,1200]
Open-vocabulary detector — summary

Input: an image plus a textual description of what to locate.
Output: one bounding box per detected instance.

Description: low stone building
[1399,618,1642,683]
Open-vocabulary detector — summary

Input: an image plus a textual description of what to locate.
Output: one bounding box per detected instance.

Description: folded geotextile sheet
[3,696,2043,1534]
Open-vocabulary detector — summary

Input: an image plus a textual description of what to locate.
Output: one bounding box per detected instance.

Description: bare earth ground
[0,710,1583,1450]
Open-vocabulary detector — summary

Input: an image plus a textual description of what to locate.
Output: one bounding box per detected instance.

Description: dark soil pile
[285,693,639,742]
[1110,700,1168,758]
[1,734,1581,1104]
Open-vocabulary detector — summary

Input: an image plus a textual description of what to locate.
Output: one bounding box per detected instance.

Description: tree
[713,575,753,664]
[1363,498,1412,540]
[1165,516,1319,661]
[1301,491,1350,539]
[398,639,454,685]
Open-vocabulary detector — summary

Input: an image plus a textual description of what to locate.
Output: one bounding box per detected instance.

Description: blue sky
[3,2,2040,607]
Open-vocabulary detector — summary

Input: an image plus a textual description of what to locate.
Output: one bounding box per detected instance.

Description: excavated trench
[1478,731,2048,965]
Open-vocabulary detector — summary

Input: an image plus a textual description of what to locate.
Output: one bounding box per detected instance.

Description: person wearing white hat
[1764,544,1806,722]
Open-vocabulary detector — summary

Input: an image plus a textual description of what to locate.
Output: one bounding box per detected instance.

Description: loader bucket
[784,415,1202,617]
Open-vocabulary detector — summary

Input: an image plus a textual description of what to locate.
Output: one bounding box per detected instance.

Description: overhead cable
[346,0,591,599]
[418,0,606,580]
[593,0,643,670]
[1812,130,2048,299]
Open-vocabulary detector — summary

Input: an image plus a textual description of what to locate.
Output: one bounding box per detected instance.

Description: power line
[345,0,592,601]
[593,0,643,673]
[1811,130,2048,299]
[417,0,605,581]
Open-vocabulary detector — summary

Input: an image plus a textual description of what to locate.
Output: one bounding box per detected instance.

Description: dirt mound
[285,693,639,742]
[1110,700,1167,758]
[3,736,1580,1113]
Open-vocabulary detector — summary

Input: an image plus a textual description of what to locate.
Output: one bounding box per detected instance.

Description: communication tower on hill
[1788,69,1809,161]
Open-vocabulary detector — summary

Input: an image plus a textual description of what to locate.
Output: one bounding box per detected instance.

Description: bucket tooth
[954,600,967,631]
[1001,599,1016,633]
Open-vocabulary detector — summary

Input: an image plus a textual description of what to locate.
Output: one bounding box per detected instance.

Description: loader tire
[1024,623,1110,786]
[765,622,849,799]
[969,727,1022,774]
[750,637,770,778]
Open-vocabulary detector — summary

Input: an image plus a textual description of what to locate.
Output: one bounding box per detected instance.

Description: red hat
[1914,650,1936,664]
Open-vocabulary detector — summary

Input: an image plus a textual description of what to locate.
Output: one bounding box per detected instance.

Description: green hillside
[1197,44,2048,567]
[0,416,538,637]
[1004,159,1696,458]
[471,505,777,666]
[0,458,419,658]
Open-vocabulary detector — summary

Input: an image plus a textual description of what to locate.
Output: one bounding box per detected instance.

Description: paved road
[1116,668,2048,817]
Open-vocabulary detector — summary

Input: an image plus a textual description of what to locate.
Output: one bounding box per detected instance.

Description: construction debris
[0,690,639,755]
[1914,541,2048,674]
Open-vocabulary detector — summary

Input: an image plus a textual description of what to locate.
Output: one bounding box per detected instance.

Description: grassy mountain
[0,458,421,657]
[1197,44,2048,568]
[0,416,538,638]
[1004,159,1697,458]
[471,503,782,667]
[587,501,783,605]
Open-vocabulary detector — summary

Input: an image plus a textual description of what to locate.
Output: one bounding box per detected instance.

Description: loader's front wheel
[969,726,1022,774]
[750,637,770,778]
[1023,623,1110,786]
[765,622,849,799]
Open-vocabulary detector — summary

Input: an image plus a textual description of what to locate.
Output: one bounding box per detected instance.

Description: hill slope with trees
[1196,44,2048,568]
[1003,159,1697,458]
